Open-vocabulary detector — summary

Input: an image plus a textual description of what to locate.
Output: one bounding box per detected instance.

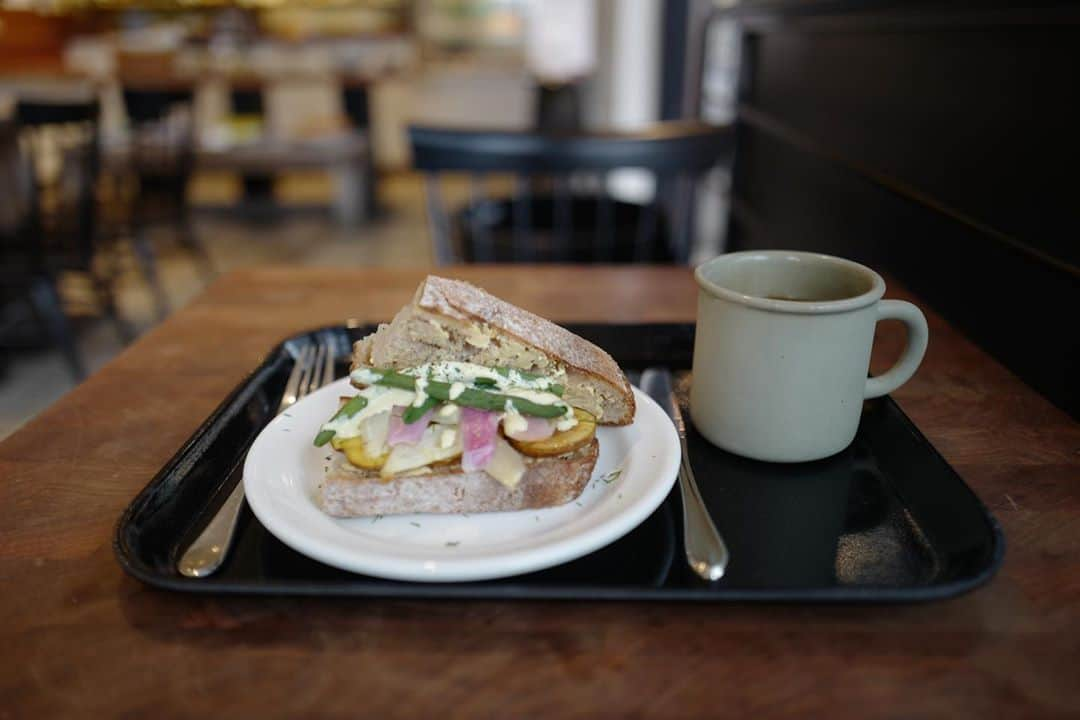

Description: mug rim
[694,250,886,314]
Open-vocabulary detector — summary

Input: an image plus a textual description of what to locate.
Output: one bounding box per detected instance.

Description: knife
[640,368,730,581]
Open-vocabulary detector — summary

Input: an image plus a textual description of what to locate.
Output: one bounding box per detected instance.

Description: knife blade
[640,367,729,581]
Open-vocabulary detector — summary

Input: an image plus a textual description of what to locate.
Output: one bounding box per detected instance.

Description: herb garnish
[600,469,622,484]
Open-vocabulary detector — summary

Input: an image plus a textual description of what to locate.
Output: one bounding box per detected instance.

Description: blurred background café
[0,0,1073,438]
[0,0,739,436]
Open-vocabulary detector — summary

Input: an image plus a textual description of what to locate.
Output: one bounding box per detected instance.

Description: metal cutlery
[640,367,730,581]
[177,337,335,578]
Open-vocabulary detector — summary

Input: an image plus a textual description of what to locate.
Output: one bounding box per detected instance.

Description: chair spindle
[423,174,454,265]
[596,173,615,262]
[469,173,494,262]
[513,174,533,262]
[554,175,572,261]
[634,185,661,263]
[671,173,694,264]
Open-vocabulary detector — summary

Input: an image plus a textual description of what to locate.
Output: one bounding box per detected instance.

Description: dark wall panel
[730,104,1078,417]
[746,23,1079,265]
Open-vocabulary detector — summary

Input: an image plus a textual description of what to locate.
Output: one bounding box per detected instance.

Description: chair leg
[28,276,86,382]
[91,269,134,344]
[131,228,171,322]
[178,213,214,281]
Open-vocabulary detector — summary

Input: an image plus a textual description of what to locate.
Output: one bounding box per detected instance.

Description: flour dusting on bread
[351,276,634,425]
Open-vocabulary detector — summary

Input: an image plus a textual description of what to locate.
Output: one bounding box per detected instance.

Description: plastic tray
[114,323,1004,601]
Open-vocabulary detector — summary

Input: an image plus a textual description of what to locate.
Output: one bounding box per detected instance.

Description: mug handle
[865,300,929,399]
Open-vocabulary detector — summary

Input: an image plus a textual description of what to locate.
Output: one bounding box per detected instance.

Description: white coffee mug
[690,251,928,463]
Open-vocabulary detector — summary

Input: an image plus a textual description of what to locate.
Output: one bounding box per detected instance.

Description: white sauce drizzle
[502,412,528,436]
[412,377,429,407]
[439,428,457,449]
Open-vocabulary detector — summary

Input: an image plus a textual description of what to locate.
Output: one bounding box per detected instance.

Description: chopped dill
[601,469,622,484]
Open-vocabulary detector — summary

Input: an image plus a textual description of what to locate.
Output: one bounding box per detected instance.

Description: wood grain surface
[1,266,1077,719]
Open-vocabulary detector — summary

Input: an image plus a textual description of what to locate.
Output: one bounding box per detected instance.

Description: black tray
[114,323,1004,602]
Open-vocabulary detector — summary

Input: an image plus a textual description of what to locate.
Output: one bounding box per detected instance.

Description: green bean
[403,396,439,424]
[313,395,368,446]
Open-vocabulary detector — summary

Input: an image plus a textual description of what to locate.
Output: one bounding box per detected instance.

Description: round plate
[244,378,679,583]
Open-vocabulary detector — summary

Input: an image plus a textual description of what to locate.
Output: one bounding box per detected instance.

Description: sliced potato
[330,411,392,469]
[509,408,596,457]
[334,436,390,470]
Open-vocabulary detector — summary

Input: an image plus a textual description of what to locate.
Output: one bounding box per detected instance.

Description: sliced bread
[351,276,635,425]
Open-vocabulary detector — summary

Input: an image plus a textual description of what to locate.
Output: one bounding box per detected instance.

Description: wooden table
[196,135,371,225]
[2,266,1077,717]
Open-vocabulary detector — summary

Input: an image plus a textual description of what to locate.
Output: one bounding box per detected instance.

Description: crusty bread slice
[318,439,598,517]
[351,276,635,425]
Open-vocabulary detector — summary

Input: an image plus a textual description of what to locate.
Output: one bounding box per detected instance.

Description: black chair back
[122,88,195,194]
[123,88,193,125]
[410,121,732,264]
[0,118,33,281]
[119,86,209,314]
[3,103,102,381]
[13,98,101,273]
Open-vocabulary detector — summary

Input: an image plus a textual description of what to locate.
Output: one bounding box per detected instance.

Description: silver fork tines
[303,342,324,398]
[279,344,314,411]
[177,337,335,578]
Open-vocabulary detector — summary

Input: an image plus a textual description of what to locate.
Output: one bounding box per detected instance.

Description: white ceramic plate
[244,378,679,582]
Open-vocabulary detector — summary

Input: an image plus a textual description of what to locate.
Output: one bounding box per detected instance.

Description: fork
[177,336,336,578]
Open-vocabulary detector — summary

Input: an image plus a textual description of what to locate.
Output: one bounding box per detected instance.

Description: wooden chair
[409,122,733,265]
[0,117,81,378]
[342,80,378,218]
[1,100,126,380]
[229,85,274,210]
[120,88,212,318]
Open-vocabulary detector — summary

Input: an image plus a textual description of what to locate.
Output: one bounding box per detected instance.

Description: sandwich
[313,275,635,518]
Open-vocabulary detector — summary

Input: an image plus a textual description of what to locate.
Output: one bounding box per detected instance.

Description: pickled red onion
[461,407,499,471]
[504,416,556,441]
[387,405,432,446]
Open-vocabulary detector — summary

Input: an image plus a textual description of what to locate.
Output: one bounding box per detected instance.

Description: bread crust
[353,276,635,425]
[318,439,599,517]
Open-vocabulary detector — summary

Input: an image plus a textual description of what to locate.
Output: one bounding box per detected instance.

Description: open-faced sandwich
[313,275,634,517]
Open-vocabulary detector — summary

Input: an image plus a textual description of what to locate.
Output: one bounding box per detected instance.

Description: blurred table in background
[195,133,370,225]
[117,67,384,223]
